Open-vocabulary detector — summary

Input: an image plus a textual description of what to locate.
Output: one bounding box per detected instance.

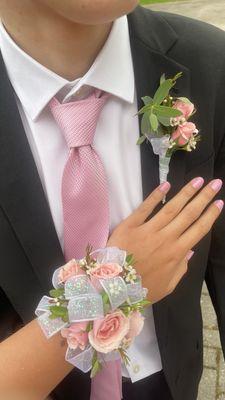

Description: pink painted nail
[187,250,195,261]
[214,200,224,211]
[159,182,171,193]
[210,179,223,191]
[191,177,204,189]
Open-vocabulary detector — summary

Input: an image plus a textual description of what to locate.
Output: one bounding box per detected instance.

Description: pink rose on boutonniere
[58,259,84,283]
[61,322,89,350]
[89,263,123,280]
[88,310,130,353]
[172,121,199,147]
[172,99,194,120]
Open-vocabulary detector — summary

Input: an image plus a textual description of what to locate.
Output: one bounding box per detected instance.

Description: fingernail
[210,179,223,191]
[159,182,171,193]
[191,177,204,189]
[187,250,195,261]
[214,200,224,211]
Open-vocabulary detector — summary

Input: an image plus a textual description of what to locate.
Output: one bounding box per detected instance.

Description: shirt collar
[0,16,134,121]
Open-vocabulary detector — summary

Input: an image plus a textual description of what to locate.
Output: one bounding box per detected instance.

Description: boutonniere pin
[137,72,200,201]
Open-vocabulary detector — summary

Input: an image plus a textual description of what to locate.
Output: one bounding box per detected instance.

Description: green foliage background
[140,0,178,4]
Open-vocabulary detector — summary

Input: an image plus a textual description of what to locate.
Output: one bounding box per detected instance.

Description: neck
[1,2,112,81]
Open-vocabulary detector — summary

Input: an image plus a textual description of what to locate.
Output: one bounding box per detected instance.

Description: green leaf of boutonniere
[136,135,146,144]
[141,96,153,106]
[141,112,151,134]
[153,105,183,118]
[149,113,158,131]
[157,116,171,127]
[136,135,146,145]
[153,79,174,105]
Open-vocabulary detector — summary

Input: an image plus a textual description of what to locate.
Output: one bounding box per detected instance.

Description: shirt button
[133,364,140,374]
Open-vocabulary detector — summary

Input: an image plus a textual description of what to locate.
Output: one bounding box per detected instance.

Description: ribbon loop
[66,345,94,373]
[68,293,104,322]
[100,277,128,310]
[65,275,96,299]
[127,277,144,304]
[91,247,126,266]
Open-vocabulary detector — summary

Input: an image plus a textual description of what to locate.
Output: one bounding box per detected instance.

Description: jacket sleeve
[0,286,23,341]
[205,58,225,352]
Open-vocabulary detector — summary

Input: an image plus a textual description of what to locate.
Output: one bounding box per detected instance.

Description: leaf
[172,72,183,82]
[118,348,130,366]
[85,322,93,332]
[49,305,68,318]
[149,113,158,132]
[141,96,153,106]
[137,104,152,115]
[160,73,166,85]
[141,112,151,135]
[126,254,134,265]
[91,359,102,378]
[153,79,174,105]
[157,115,171,127]
[49,313,58,320]
[153,105,183,118]
[136,135,146,145]
[49,288,65,298]
[102,291,110,305]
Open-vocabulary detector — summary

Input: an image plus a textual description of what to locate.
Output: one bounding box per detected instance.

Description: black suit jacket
[1,6,225,400]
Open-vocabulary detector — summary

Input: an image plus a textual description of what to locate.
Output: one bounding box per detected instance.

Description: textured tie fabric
[49,89,122,400]
[49,89,110,261]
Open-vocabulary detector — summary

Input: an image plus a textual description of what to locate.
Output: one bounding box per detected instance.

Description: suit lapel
[0,54,65,292]
[128,7,191,201]
[128,7,191,344]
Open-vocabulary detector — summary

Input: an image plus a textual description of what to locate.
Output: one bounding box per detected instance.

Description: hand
[107,177,224,303]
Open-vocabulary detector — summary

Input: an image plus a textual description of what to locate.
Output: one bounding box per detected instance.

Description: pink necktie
[49,90,122,400]
[49,89,109,260]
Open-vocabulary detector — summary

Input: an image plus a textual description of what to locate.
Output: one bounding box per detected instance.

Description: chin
[41,0,139,25]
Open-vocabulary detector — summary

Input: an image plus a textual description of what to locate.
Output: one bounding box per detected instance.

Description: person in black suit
[0,1,225,400]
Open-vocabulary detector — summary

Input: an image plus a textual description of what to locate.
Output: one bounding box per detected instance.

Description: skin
[0,0,139,80]
[0,1,223,398]
[0,179,223,399]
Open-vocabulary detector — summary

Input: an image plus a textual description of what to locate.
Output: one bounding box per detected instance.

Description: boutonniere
[137,72,200,200]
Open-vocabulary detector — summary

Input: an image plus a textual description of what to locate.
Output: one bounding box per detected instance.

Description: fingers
[148,177,205,230]
[123,181,171,227]
[164,179,223,237]
[179,199,224,250]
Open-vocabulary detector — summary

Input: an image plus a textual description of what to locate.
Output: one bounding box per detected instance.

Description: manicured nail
[159,182,171,193]
[214,200,224,211]
[191,177,204,189]
[210,179,223,191]
[187,250,195,261]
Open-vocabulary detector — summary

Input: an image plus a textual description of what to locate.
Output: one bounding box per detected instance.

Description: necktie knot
[49,91,109,148]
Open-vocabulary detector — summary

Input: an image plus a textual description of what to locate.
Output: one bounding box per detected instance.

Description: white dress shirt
[0,16,162,382]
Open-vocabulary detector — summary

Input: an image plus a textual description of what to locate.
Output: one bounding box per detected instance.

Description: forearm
[0,319,73,400]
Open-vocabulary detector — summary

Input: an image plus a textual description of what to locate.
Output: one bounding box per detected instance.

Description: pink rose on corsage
[88,310,130,353]
[58,259,84,283]
[89,263,123,280]
[171,122,199,146]
[125,311,145,346]
[61,322,88,350]
[173,99,194,120]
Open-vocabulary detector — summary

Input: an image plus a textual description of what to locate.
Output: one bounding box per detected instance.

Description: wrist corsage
[35,246,150,378]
